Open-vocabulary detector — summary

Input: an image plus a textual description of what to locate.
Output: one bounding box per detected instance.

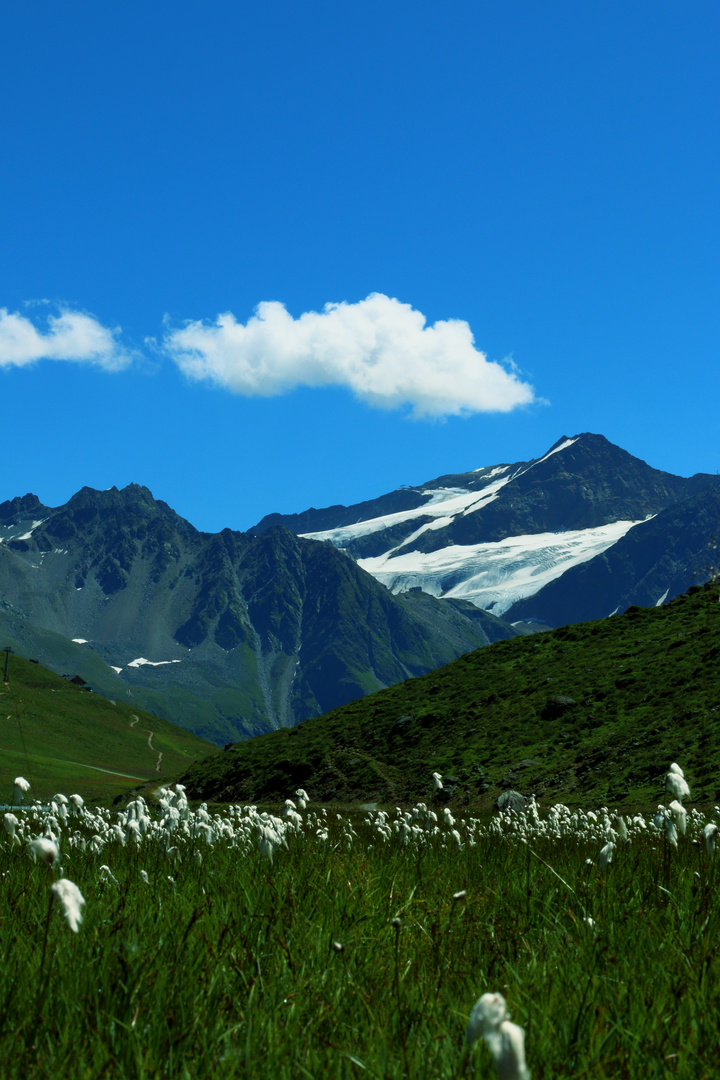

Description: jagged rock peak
[0,493,47,522]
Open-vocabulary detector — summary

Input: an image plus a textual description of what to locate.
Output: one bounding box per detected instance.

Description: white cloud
[161,293,536,418]
[0,306,132,371]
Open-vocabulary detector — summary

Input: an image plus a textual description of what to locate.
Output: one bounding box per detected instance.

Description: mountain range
[0,486,520,743]
[1,432,718,746]
[253,433,720,626]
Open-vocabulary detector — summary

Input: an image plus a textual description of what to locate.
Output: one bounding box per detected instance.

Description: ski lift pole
[3,646,12,682]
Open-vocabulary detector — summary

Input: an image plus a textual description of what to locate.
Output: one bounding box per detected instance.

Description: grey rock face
[494,790,530,813]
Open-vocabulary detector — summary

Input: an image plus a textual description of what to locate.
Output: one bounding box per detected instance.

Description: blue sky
[2,1,718,532]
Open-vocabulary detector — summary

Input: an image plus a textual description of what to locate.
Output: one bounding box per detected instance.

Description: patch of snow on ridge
[655,588,670,606]
[72,639,88,644]
[472,464,510,476]
[127,657,181,668]
[525,437,578,472]
[16,520,47,541]
[301,471,515,548]
[358,519,644,616]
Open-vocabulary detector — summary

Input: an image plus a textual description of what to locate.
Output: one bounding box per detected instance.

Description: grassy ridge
[0,656,217,803]
[181,583,720,809]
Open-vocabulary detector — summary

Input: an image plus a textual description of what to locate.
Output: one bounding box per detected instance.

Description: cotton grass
[467,992,530,1079]
[2,775,720,1077]
[50,879,85,932]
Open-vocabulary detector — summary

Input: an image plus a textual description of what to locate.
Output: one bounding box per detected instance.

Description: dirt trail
[48,758,146,780]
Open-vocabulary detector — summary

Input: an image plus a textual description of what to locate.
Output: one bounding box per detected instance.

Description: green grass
[180,583,720,810]
[0,657,218,804]
[1,801,719,1078]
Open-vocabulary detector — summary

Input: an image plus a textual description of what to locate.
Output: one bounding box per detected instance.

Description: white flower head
[704,823,717,856]
[13,776,31,802]
[598,842,615,870]
[467,992,530,1079]
[99,864,119,886]
[432,772,443,791]
[3,813,19,839]
[51,878,85,932]
[27,837,60,866]
[613,815,629,841]
[666,768,690,802]
[668,800,687,836]
[467,992,508,1044]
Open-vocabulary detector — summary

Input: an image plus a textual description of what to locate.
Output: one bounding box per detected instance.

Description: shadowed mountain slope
[180,582,720,810]
[0,486,522,743]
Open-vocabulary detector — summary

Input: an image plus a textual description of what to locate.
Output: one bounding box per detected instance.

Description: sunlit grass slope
[181,583,720,809]
[0,657,218,803]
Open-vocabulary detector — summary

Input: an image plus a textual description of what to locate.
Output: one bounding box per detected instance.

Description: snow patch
[110,666,123,674]
[655,589,670,607]
[72,638,88,644]
[359,519,645,616]
[301,471,515,548]
[15,519,46,541]
[524,437,578,473]
[127,657,181,668]
[472,464,510,476]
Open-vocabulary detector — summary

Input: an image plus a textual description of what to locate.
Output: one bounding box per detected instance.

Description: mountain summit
[252,433,719,624]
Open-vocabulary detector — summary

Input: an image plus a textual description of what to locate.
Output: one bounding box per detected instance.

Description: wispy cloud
[0,305,133,371]
[161,293,536,417]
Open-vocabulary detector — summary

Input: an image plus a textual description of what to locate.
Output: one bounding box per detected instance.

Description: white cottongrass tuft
[598,842,615,870]
[613,815,629,841]
[666,765,690,802]
[3,813,19,839]
[13,776,31,803]
[467,992,530,1079]
[51,878,85,932]
[27,837,60,866]
[99,865,119,886]
[704,823,717,856]
[432,772,443,791]
[668,800,687,836]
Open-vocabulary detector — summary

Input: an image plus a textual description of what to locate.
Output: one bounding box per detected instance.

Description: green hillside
[0,655,218,804]
[180,582,720,809]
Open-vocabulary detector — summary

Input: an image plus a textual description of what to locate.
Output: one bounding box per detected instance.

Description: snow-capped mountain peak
[254,433,720,625]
